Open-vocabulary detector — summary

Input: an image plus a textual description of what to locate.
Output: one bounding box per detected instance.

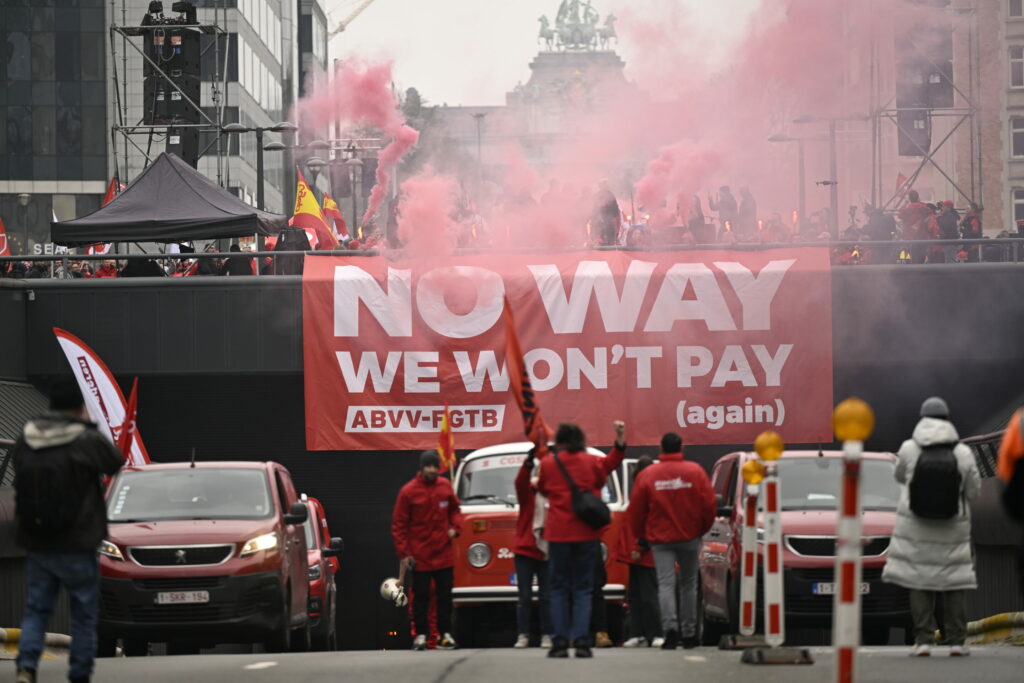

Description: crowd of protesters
[3,184,1020,279]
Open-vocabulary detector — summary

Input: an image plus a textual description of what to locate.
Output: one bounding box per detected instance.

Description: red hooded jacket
[629,452,716,546]
[614,510,654,568]
[537,445,625,543]
[513,458,544,560]
[392,473,463,571]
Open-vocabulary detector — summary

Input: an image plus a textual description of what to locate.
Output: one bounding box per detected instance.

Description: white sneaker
[910,643,930,657]
[651,637,665,648]
[413,634,427,651]
[540,635,553,649]
[949,645,970,657]
[514,634,530,649]
[438,632,457,650]
[622,637,643,648]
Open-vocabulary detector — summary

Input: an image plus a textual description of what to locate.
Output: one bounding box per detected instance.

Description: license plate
[812,582,870,595]
[155,590,210,604]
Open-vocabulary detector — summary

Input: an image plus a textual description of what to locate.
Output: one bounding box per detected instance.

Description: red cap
[943,200,954,209]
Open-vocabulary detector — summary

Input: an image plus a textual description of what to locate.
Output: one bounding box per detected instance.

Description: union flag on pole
[322,193,350,241]
[503,297,552,450]
[0,217,9,257]
[291,169,339,250]
[436,402,456,474]
[116,377,143,464]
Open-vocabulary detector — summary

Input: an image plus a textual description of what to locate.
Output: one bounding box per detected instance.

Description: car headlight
[467,542,491,568]
[308,564,322,581]
[600,542,608,563]
[240,532,278,556]
[99,539,124,561]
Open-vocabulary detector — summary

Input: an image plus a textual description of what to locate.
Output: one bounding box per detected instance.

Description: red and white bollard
[762,463,785,647]
[753,430,786,648]
[739,480,761,636]
[831,398,875,683]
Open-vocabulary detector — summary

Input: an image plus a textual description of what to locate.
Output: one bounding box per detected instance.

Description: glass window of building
[1015,188,1024,224]
[1013,46,1024,88]
[1014,117,1024,157]
[1012,0,1024,18]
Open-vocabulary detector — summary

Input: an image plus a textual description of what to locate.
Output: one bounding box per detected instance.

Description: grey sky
[327,0,758,106]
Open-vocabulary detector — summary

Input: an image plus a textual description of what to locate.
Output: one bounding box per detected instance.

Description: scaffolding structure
[108,0,231,187]
[870,2,983,211]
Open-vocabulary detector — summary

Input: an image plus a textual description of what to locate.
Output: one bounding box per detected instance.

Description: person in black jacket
[13,379,123,683]
[220,244,254,276]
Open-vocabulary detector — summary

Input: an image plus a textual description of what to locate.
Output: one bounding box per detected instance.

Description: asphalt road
[21,646,1024,682]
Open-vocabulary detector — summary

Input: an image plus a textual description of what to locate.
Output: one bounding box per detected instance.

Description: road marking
[684,655,707,662]
[244,662,279,670]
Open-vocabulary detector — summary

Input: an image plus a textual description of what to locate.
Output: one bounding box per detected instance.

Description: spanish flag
[322,193,350,241]
[291,169,339,249]
[437,402,456,474]
[503,297,552,450]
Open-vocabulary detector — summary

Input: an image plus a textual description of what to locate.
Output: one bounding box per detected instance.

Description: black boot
[661,629,679,650]
[547,638,569,658]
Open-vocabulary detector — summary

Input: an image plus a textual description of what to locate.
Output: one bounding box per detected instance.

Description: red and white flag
[116,377,141,463]
[53,327,150,466]
[86,243,112,256]
[0,217,9,257]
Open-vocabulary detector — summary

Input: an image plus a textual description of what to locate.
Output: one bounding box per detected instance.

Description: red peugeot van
[698,450,910,644]
[98,461,310,654]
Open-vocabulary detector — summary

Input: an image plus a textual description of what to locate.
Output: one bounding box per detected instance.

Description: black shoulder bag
[552,452,610,529]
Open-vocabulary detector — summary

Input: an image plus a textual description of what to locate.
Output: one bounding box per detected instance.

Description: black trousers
[412,568,453,637]
[590,556,608,632]
[627,564,662,641]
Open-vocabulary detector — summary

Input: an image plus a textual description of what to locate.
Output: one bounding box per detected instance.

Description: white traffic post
[754,431,785,647]
[831,398,875,683]
[738,476,762,636]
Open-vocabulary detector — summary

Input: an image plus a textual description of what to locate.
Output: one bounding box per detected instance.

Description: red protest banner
[301,249,833,450]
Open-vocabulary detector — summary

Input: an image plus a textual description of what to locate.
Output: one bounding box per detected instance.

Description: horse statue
[538,15,555,50]
[598,13,617,50]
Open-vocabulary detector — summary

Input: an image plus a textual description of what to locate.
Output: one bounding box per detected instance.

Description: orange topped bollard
[754,430,786,648]
[832,398,875,683]
[739,459,765,636]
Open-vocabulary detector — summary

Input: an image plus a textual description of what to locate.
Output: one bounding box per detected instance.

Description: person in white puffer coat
[882,396,981,657]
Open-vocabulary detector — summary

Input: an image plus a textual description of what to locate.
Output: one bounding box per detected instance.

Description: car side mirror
[716,493,733,518]
[284,501,308,525]
[323,537,344,557]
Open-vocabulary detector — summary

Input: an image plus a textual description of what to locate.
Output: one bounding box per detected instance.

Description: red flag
[895,173,910,199]
[0,217,9,257]
[436,402,456,473]
[116,377,142,463]
[102,176,122,207]
[322,193,350,240]
[503,297,552,449]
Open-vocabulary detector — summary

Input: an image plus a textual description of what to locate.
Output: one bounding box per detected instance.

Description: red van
[450,442,629,645]
[98,461,310,654]
[698,450,910,644]
[301,494,343,650]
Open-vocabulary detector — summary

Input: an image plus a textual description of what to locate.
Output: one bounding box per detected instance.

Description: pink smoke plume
[396,169,459,258]
[296,59,420,227]
[635,143,725,228]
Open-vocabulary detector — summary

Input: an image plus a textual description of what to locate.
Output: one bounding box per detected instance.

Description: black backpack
[909,443,962,520]
[15,448,86,538]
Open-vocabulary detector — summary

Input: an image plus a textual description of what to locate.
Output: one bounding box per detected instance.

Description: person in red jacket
[629,432,715,650]
[537,420,626,658]
[616,455,663,648]
[391,450,463,651]
[512,447,552,649]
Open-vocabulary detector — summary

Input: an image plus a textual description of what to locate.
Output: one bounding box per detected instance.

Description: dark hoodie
[13,414,123,552]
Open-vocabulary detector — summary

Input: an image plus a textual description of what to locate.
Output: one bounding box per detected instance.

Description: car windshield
[457,451,619,506]
[774,458,899,511]
[108,468,273,522]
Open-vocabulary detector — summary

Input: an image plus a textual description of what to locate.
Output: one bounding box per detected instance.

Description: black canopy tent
[51,153,288,246]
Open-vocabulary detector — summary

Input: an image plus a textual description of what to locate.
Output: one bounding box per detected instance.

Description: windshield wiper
[461,494,515,508]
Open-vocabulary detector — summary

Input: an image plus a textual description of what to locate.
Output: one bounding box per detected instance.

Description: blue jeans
[17,551,100,680]
[514,554,551,636]
[547,540,598,646]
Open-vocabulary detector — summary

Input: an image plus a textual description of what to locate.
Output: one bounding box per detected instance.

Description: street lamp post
[828,120,839,239]
[223,121,298,256]
[345,156,364,238]
[471,112,486,196]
